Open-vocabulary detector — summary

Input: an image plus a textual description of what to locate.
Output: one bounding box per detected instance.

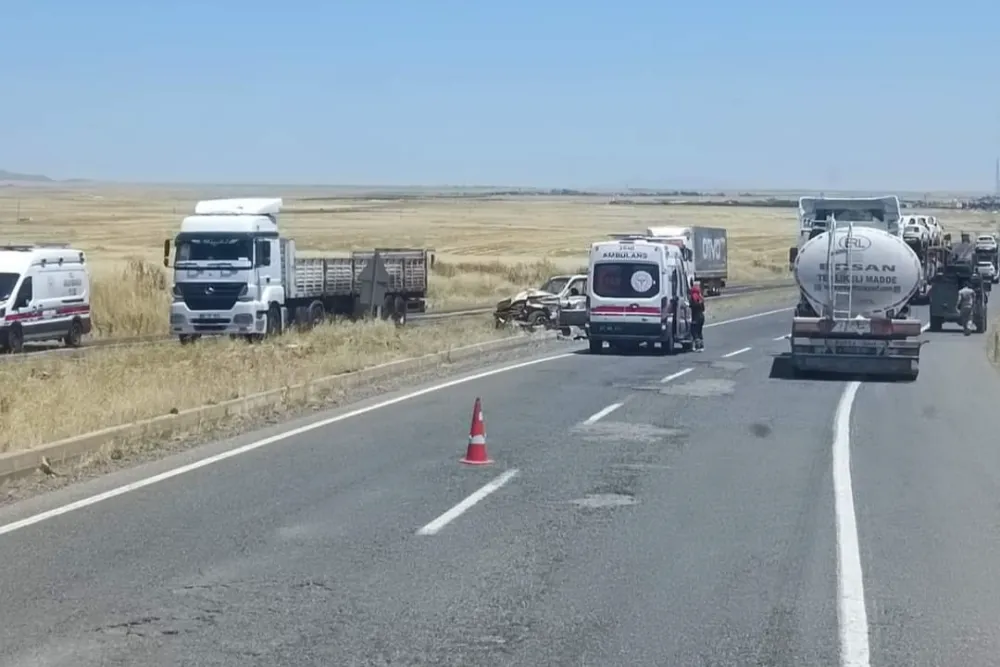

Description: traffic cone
[460,397,493,465]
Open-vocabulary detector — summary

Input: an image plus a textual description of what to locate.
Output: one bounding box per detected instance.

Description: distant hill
[0,169,54,182]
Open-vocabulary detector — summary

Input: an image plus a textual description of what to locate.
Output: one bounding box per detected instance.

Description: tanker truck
[787,208,925,381]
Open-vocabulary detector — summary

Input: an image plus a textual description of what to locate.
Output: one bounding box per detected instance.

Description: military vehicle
[928,242,988,333]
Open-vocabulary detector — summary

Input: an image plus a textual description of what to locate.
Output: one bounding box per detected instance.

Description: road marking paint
[721,346,752,358]
[773,334,789,341]
[0,303,792,538]
[416,469,519,536]
[833,381,870,667]
[660,368,693,383]
[583,402,624,425]
[705,307,793,328]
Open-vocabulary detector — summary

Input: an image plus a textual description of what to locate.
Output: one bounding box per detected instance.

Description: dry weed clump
[0,318,520,452]
[90,259,171,337]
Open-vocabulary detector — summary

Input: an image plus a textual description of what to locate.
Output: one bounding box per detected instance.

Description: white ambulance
[585,236,694,354]
[0,244,91,353]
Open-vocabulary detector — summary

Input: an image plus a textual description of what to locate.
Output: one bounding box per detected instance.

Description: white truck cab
[165,198,285,342]
[0,243,91,353]
[585,237,693,354]
[790,196,902,270]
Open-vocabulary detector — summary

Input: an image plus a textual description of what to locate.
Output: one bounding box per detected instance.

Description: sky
[1,0,998,191]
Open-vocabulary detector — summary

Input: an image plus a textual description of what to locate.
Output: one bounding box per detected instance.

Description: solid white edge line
[583,402,624,425]
[416,469,519,536]
[660,368,693,383]
[833,381,870,667]
[0,304,793,538]
[721,346,752,358]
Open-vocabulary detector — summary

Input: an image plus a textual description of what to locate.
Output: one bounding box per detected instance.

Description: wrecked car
[493,274,588,336]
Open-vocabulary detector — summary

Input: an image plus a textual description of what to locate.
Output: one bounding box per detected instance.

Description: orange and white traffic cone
[460,397,493,465]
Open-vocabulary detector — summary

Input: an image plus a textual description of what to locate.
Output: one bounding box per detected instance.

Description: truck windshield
[174,234,253,264]
[592,262,661,298]
[0,272,18,301]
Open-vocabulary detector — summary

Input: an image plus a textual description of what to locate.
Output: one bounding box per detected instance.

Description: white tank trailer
[789,219,925,380]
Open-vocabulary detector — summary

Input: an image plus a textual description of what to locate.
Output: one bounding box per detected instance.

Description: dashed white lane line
[660,368,693,383]
[721,346,752,358]
[416,469,520,536]
[773,334,789,341]
[583,402,624,425]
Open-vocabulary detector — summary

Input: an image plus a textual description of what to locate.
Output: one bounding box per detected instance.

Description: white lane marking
[773,334,789,341]
[0,304,792,538]
[833,381,869,667]
[583,402,624,425]
[721,346,752,358]
[660,368,693,383]
[705,307,793,328]
[416,469,519,536]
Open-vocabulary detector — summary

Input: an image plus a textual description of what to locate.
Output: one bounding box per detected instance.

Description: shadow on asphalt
[768,353,917,383]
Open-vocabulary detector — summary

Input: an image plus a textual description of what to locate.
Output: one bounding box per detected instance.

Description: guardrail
[3,280,796,364]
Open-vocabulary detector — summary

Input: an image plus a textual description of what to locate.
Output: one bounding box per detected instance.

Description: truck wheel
[929,316,943,332]
[392,296,407,326]
[977,313,988,334]
[308,301,326,329]
[179,334,200,345]
[64,319,84,348]
[266,305,282,338]
[589,338,603,354]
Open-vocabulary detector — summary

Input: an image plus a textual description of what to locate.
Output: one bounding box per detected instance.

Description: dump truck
[643,226,728,295]
[164,198,433,343]
[787,196,924,380]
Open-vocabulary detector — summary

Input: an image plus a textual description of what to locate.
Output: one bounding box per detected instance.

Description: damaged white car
[493,274,588,336]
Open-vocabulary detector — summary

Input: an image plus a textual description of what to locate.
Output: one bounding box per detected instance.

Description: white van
[585,237,693,354]
[0,244,92,353]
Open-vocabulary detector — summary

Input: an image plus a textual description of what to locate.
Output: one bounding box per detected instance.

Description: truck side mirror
[163,239,171,268]
[788,247,798,269]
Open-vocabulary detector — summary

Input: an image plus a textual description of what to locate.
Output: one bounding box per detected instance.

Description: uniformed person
[957,280,977,335]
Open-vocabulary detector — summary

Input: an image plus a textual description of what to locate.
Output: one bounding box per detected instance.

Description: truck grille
[179,282,243,311]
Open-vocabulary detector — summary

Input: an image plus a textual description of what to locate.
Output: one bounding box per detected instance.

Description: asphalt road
[0,300,993,666]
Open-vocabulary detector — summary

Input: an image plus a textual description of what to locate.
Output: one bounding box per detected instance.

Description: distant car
[976,261,998,283]
[975,234,998,251]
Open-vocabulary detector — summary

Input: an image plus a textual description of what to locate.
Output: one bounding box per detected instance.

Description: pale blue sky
[1,1,996,190]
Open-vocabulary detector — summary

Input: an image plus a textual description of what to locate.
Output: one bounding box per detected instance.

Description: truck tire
[308,301,325,329]
[589,338,603,354]
[179,334,200,345]
[929,316,943,332]
[976,311,987,334]
[392,296,407,326]
[266,305,282,338]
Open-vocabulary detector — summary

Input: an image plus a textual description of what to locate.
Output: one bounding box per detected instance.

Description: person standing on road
[957,281,976,336]
[690,282,706,351]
